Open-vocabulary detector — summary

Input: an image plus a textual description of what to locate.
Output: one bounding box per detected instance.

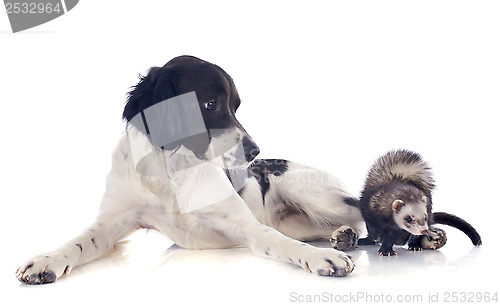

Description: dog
[16,55,366,284]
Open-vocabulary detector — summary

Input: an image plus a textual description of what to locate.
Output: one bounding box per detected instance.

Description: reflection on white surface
[5,228,491,306]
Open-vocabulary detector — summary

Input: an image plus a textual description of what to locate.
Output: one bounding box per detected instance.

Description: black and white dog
[16,56,366,284]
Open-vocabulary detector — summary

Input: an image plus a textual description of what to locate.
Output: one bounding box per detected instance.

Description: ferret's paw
[408,245,422,252]
[422,227,447,250]
[330,226,358,251]
[377,248,397,256]
[16,253,71,285]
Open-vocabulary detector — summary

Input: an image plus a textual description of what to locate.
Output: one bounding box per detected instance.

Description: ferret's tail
[432,212,482,246]
[364,149,435,194]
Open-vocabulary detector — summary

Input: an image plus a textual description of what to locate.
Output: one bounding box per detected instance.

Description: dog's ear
[123,67,176,122]
[210,64,241,112]
[124,66,210,159]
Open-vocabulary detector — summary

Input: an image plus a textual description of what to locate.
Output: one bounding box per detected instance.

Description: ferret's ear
[392,199,405,212]
[421,196,428,203]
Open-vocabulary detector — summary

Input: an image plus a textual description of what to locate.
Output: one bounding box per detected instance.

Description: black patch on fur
[20,270,57,285]
[140,111,151,134]
[249,159,288,202]
[40,270,57,284]
[29,270,57,284]
[76,243,82,252]
[343,197,359,207]
[91,238,97,249]
[357,237,376,245]
[305,261,311,272]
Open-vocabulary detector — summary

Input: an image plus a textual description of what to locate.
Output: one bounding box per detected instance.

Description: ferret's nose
[420,229,427,235]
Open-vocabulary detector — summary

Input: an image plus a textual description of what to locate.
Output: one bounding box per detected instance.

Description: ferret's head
[391,192,430,236]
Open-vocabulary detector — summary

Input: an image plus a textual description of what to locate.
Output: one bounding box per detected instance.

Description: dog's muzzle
[242,136,260,162]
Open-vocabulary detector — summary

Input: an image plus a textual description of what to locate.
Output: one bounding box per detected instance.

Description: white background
[1,1,499,305]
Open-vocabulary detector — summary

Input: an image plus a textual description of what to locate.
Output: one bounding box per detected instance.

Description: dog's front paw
[16,254,72,285]
[300,248,354,277]
[330,226,358,251]
[422,227,447,250]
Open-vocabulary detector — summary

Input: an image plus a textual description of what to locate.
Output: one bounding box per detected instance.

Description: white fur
[394,204,429,236]
[16,127,364,283]
[241,162,365,241]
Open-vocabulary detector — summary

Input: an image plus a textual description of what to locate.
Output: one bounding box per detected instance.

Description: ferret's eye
[405,216,413,223]
[204,100,217,111]
[424,215,428,222]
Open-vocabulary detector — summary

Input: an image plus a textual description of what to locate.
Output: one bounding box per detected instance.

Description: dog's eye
[204,100,217,111]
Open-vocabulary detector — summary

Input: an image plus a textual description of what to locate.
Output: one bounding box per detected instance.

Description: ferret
[356,149,482,256]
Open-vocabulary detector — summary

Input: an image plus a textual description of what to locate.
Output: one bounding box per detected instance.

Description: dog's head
[123,56,260,165]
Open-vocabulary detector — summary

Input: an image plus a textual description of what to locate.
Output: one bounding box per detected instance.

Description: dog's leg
[246,222,355,276]
[201,195,355,277]
[244,164,365,244]
[16,136,146,284]
[16,208,138,285]
[330,225,359,251]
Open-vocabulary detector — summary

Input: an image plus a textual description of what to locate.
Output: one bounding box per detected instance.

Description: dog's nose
[241,135,260,162]
[245,146,260,162]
